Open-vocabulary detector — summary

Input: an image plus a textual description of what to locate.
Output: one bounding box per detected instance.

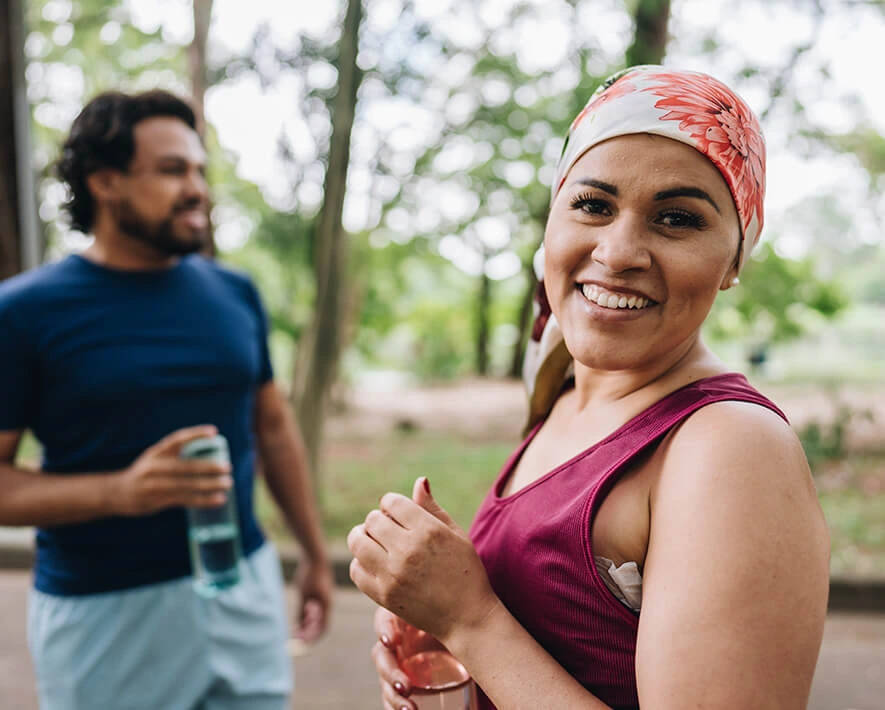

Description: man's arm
[0,426,233,526]
[636,401,830,709]
[253,381,333,640]
[0,430,118,526]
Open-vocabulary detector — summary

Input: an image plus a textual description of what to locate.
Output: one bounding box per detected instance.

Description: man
[0,89,333,709]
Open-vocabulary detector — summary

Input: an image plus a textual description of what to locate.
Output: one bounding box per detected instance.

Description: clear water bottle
[180,434,242,597]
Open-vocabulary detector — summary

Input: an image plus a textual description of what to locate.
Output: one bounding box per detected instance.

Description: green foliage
[25,0,190,252]
[23,0,885,392]
[405,300,473,380]
[820,486,885,578]
[707,242,849,346]
[838,246,885,305]
[799,407,855,470]
[829,125,885,179]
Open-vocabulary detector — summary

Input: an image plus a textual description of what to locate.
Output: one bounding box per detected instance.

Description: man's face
[110,117,210,256]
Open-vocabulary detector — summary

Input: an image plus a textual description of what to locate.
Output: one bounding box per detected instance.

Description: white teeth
[581,284,650,310]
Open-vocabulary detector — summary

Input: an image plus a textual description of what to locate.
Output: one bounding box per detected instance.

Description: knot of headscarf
[524,65,767,430]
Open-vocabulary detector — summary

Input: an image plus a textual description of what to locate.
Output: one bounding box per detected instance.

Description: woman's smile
[578,282,655,311]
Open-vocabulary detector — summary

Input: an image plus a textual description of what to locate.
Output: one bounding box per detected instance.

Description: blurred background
[2,0,884,582]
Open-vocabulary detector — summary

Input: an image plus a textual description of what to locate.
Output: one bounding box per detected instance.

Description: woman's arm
[636,401,830,709]
[349,478,612,710]
[350,401,828,709]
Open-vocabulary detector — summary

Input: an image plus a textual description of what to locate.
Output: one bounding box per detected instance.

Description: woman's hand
[372,608,417,710]
[347,476,497,645]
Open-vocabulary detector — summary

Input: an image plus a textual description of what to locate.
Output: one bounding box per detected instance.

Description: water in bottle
[180,434,242,597]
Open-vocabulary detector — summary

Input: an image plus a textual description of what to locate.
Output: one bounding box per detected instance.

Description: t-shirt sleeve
[0,307,38,431]
[244,279,274,384]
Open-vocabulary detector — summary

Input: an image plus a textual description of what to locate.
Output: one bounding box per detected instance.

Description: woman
[347,66,830,710]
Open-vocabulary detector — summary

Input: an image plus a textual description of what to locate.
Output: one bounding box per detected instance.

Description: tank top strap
[594,373,787,489]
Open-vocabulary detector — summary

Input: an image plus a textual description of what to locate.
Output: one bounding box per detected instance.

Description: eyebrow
[572,178,618,196]
[155,154,208,171]
[156,154,204,165]
[654,187,721,213]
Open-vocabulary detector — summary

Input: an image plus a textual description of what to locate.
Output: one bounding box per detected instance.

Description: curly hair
[56,90,197,233]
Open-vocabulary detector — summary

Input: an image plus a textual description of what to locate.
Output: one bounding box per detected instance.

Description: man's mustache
[172,199,205,214]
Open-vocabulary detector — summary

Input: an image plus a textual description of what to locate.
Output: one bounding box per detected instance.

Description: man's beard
[113,198,207,257]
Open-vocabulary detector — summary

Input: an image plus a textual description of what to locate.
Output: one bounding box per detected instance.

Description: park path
[1,571,884,709]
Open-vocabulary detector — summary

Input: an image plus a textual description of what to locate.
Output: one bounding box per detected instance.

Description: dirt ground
[326,376,885,449]
[326,377,528,440]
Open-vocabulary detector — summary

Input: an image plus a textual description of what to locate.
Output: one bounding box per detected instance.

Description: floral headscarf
[524,65,767,429]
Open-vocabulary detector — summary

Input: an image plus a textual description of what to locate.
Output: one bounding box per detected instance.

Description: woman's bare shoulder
[660,397,812,487]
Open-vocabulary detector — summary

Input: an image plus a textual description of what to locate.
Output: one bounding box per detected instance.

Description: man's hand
[112,425,232,516]
[293,556,334,643]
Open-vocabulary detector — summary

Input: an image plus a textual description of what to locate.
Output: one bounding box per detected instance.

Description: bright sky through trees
[122,0,885,268]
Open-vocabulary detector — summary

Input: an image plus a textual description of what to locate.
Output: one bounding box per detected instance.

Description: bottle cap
[179,434,230,463]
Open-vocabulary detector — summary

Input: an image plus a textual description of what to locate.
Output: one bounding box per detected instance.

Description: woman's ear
[720,269,740,291]
[720,248,742,291]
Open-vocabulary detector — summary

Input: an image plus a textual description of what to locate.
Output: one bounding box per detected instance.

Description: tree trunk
[625,0,672,67]
[293,0,363,478]
[475,265,492,375]
[188,0,213,135]
[508,260,537,379]
[0,0,39,281]
[188,0,216,257]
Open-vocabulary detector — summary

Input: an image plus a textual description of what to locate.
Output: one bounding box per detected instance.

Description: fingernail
[393,681,405,694]
[380,634,391,648]
[423,478,431,494]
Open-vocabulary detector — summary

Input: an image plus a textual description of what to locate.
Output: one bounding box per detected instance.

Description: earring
[730,277,740,287]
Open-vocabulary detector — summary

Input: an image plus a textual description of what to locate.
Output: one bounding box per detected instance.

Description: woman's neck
[568,339,729,414]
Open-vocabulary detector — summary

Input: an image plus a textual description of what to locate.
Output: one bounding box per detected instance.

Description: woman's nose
[591,213,652,273]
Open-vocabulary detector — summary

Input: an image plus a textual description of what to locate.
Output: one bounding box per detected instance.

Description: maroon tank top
[468,374,787,709]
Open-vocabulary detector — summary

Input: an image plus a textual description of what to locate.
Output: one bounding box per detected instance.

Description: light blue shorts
[28,543,293,710]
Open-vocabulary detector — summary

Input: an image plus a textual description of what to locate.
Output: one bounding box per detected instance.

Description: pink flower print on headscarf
[642,70,766,257]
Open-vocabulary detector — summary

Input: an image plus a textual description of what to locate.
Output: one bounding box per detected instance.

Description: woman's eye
[570,194,610,216]
[658,210,706,229]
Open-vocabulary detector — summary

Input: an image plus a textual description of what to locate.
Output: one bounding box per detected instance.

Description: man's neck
[84,227,178,272]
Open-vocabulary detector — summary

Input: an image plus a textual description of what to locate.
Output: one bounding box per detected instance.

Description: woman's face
[543,133,742,373]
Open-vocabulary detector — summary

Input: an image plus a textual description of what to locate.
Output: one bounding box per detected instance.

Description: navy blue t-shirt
[0,254,273,595]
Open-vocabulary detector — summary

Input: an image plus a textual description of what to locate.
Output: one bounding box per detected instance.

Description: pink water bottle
[397,623,478,710]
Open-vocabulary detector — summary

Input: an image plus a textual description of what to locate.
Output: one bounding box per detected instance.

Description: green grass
[18,424,885,580]
[255,429,885,580]
[257,431,517,544]
[322,431,516,535]
[820,490,885,577]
